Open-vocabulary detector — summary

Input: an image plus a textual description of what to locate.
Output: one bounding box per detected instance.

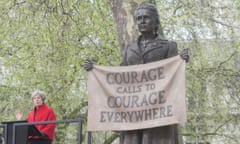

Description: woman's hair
[137,2,160,32]
[31,90,46,102]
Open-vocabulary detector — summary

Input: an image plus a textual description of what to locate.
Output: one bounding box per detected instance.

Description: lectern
[1,120,41,144]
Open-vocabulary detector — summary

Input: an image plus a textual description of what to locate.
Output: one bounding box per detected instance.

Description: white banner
[87,55,186,131]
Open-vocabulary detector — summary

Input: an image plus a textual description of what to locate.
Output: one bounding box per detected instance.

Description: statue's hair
[31,90,46,102]
[136,2,160,26]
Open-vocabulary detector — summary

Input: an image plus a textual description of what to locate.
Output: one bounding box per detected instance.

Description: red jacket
[27,104,56,141]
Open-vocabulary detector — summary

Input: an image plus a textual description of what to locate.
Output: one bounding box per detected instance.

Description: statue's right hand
[83,59,95,71]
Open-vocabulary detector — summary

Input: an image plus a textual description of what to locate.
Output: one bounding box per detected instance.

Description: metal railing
[0,119,93,144]
[0,124,6,144]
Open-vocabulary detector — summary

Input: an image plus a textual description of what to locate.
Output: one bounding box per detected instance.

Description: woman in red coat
[27,90,57,144]
[15,90,57,144]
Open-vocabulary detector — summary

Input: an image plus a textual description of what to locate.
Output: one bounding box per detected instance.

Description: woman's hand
[83,59,95,71]
[14,110,23,120]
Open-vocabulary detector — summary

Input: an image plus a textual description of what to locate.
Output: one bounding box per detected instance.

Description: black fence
[0,119,92,144]
[0,124,6,144]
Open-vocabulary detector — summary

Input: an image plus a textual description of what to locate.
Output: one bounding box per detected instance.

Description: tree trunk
[109,0,144,52]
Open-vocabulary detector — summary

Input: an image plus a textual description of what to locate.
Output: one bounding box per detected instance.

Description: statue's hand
[84,59,95,71]
[180,48,189,62]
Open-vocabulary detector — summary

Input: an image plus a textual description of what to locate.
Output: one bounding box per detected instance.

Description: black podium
[1,120,41,144]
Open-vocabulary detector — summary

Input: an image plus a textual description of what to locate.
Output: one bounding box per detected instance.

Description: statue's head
[136,2,160,34]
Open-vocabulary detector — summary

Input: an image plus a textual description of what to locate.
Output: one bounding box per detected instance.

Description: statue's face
[136,9,156,34]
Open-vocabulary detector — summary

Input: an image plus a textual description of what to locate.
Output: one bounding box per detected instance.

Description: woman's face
[136,9,156,34]
[32,95,44,107]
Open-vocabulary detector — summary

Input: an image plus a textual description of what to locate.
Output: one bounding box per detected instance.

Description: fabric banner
[87,55,186,131]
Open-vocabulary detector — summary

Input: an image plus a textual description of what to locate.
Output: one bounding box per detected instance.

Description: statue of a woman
[119,2,188,144]
[84,2,189,144]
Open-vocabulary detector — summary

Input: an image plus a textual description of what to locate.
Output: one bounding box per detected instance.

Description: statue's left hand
[180,48,189,62]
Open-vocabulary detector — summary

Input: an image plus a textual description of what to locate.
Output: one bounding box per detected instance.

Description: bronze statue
[119,2,188,144]
[84,2,189,144]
